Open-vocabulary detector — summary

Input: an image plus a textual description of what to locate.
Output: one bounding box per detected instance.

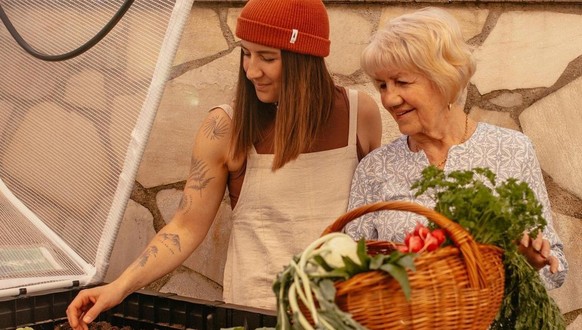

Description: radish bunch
[398,223,446,253]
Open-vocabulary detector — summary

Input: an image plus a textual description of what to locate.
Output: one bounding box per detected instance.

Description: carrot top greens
[413,166,565,330]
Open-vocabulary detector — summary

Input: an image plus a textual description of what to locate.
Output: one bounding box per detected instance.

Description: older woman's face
[373,68,448,137]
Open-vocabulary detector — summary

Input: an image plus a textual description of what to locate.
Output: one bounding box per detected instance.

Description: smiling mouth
[254,83,270,91]
[395,109,414,117]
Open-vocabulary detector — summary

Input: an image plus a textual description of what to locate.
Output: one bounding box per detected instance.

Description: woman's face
[373,68,448,137]
[241,40,282,104]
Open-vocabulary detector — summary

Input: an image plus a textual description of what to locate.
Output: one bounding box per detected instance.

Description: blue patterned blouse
[345,122,567,289]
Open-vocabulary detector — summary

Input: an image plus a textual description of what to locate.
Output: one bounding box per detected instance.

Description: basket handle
[322,200,488,289]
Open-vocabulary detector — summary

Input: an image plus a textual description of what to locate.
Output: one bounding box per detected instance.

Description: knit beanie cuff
[237,17,330,57]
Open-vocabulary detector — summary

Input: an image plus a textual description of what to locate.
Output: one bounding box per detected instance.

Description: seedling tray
[0,287,277,330]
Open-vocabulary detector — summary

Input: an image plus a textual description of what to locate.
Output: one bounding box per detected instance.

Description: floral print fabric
[345,122,568,289]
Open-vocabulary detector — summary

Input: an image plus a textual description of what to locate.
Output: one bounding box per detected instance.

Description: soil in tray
[55,321,132,330]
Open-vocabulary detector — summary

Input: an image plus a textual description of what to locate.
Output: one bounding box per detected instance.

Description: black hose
[0,0,134,62]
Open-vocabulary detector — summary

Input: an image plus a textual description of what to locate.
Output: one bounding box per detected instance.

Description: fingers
[539,238,551,259]
[66,293,88,328]
[519,232,530,248]
[531,231,543,252]
[81,298,107,325]
[66,290,99,330]
[518,231,558,272]
[548,256,559,274]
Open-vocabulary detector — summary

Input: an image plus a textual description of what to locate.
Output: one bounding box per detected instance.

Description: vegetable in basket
[273,233,417,330]
[411,166,566,330]
[273,166,566,330]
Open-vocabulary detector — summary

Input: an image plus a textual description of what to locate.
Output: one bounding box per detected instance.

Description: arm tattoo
[203,115,229,140]
[178,194,192,213]
[159,233,181,253]
[137,246,158,267]
[186,156,215,195]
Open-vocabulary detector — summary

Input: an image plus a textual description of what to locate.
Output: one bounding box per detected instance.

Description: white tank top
[221,89,359,310]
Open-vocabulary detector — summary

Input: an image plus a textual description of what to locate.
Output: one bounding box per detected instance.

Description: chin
[396,126,410,136]
[257,96,277,104]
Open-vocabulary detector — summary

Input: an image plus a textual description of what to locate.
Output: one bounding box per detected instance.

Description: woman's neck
[408,112,474,168]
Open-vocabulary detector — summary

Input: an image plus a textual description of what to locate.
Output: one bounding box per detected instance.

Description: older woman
[344,7,567,289]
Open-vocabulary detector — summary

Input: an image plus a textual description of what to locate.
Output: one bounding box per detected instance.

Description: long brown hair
[229,49,336,170]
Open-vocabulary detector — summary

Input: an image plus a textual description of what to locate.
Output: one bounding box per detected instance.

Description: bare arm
[356,91,382,155]
[117,108,231,292]
[67,108,233,329]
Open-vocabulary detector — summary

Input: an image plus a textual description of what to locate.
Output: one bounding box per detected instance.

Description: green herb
[412,166,565,330]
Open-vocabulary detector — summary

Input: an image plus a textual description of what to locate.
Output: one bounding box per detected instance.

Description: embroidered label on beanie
[290,29,299,44]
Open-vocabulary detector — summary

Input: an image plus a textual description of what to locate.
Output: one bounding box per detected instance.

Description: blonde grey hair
[361,7,475,104]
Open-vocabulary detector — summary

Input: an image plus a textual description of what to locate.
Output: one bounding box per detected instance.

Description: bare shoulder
[356,91,380,117]
[196,106,245,172]
[202,106,233,140]
[355,90,382,153]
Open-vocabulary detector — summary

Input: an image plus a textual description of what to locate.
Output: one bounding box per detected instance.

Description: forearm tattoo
[203,115,229,140]
[159,233,181,254]
[134,234,181,269]
[137,246,158,267]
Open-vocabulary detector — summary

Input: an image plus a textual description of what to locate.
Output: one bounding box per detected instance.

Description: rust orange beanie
[235,0,330,57]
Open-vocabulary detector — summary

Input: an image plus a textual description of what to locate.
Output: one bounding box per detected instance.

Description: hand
[518,231,558,274]
[66,282,126,330]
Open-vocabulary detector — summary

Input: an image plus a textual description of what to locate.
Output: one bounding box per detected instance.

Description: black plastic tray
[0,287,277,330]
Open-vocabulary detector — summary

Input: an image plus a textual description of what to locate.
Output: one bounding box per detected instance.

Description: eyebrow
[240,46,279,56]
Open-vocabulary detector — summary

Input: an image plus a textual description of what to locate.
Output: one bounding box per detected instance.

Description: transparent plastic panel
[0,0,193,296]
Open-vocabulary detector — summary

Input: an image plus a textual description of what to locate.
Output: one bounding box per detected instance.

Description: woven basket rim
[322,200,499,289]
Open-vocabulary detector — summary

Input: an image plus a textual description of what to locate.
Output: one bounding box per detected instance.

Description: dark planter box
[0,287,277,330]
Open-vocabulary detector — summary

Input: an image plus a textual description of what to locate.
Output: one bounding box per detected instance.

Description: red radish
[417,226,430,240]
[401,224,447,254]
[408,236,423,253]
[413,223,424,235]
[432,229,446,244]
[397,245,409,253]
[404,232,412,246]
[423,233,439,252]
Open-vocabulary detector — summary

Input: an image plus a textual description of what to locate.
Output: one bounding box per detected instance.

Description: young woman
[66,0,382,328]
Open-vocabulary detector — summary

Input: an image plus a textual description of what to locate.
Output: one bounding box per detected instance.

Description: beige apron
[221,89,359,310]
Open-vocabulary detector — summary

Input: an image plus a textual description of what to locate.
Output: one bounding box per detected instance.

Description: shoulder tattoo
[203,115,229,140]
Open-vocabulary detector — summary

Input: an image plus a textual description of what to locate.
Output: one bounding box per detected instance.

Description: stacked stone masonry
[0,0,579,327]
[111,2,582,326]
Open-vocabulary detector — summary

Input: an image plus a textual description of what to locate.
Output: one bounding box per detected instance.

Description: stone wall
[103,1,582,326]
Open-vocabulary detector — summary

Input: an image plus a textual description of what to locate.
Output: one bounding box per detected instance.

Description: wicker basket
[320,200,505,330]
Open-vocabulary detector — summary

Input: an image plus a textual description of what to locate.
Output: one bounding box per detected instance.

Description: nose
[245,56,262,80]
[381,85,403,110]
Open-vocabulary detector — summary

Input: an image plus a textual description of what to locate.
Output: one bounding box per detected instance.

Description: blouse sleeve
[344,158,379,240]
[522,138,568,289]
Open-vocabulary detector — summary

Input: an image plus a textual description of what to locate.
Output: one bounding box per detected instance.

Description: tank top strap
[347,88,358,146]
[213,103,257,155]
[213,104,234,119]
